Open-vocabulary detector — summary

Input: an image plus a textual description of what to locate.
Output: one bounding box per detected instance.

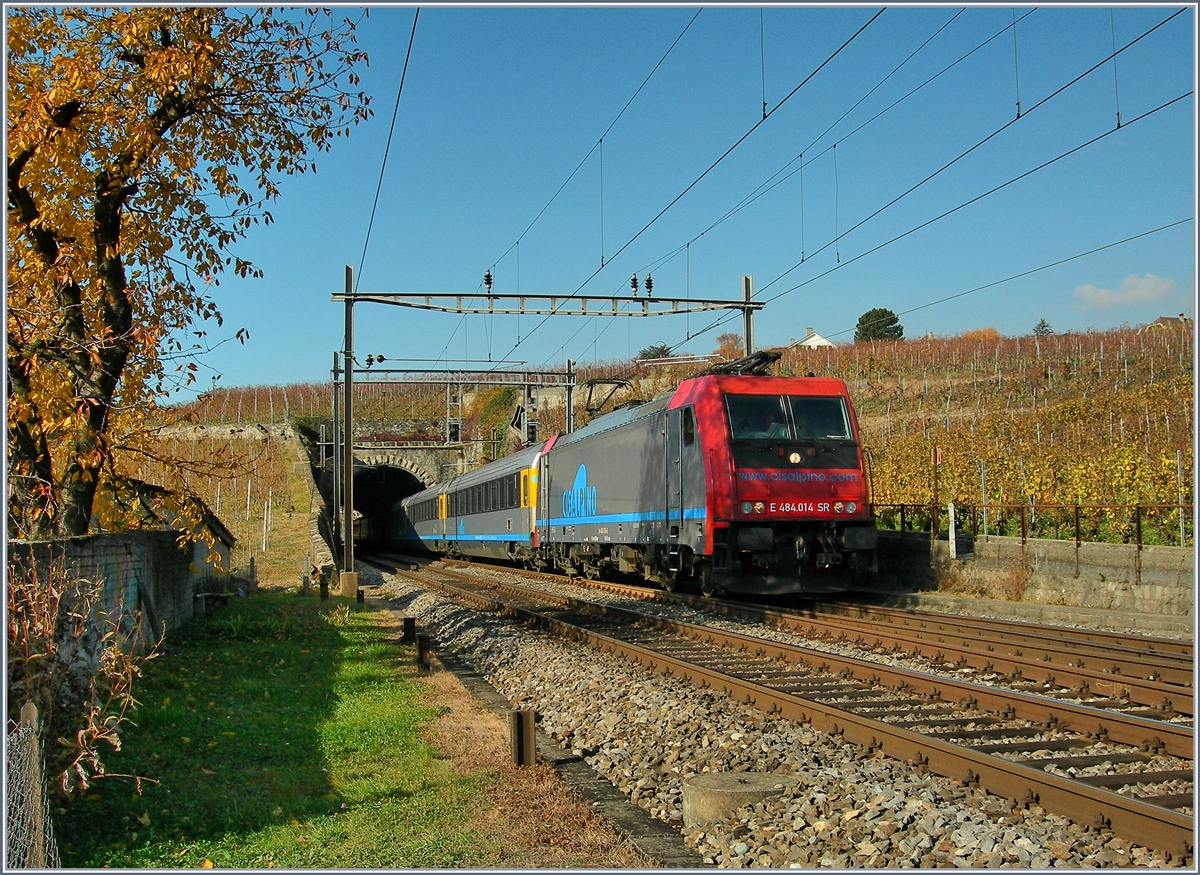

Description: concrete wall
[8,531,203,646]
[876,530,1193,618]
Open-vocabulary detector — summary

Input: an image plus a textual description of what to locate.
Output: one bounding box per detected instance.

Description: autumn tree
[714,332,744,360]
[7,8,371,538]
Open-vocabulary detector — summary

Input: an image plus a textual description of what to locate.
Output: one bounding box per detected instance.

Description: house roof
[794,331,835,347]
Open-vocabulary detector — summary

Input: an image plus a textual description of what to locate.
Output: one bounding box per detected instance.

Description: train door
[666,408,683,540]
[537,450,551,543]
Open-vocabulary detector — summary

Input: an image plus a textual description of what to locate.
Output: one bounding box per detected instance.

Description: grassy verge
[55,593,500,868]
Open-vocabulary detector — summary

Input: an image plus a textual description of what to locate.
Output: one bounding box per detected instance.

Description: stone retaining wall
[877,530,1193,618]
[292,433,337,583]
[9,531,203,645]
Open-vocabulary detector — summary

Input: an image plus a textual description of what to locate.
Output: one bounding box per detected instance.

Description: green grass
[55,593,497,868]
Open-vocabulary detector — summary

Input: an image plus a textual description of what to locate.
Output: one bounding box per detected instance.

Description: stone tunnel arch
[350,452,444,545]
[357,453,437,489]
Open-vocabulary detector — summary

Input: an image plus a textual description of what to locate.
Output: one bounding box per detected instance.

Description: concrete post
[510,708,536,766]
[20,702,44,868]
[949,501,957,559]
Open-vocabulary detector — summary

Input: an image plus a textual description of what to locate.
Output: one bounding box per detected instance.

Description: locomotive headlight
[741,501,752,514]
[833,501,844,514]
[846,501,857,514]
[753,501,765,514]
[788,451,802,464]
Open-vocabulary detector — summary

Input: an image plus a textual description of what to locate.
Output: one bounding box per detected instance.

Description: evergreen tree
[854,308,904,342]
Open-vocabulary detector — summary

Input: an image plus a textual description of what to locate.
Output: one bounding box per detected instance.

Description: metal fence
[6,703,60,868]
[874,502,1194,548]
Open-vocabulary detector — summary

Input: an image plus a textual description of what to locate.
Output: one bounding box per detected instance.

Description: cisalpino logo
[561,464,598,518]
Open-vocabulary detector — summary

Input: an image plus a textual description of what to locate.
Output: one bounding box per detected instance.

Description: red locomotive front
[672,374,878,595]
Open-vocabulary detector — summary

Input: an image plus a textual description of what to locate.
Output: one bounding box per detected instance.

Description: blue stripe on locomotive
[547,506,707,527]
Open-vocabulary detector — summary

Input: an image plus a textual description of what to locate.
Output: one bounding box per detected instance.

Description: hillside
[166,323,1193,545]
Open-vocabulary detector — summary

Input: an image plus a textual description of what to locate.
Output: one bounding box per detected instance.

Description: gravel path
[370,566,1186,868]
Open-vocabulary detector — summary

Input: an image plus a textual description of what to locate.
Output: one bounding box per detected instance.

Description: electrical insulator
[484,269,493,293]
[644,274,653,297]
[630,274,638,297]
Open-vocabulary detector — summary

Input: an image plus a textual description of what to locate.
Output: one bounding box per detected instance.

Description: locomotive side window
[682,407,695,445]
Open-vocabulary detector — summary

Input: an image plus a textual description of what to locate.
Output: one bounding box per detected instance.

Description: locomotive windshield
[725,394,857,468]
[725,394,852,441]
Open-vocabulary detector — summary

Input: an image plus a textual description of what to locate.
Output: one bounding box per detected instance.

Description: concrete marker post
[510,708,537,767]
[949,501,957,560]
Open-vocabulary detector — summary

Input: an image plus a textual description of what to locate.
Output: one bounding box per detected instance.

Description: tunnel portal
[352,464,429,546]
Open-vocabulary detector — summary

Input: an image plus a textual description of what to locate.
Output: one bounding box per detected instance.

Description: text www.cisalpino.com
[736,471,859,483]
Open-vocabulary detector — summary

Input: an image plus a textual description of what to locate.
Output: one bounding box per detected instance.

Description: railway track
[437,557,1194,720]
[363,553,1194,860]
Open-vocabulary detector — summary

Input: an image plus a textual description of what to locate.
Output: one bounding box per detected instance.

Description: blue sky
[196,5,1196,392]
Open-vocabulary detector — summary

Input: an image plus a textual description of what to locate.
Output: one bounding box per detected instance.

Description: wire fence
[6,703,60,868]
[874,502,1194,548]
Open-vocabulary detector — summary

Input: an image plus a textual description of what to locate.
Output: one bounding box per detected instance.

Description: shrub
[6,560,157,793]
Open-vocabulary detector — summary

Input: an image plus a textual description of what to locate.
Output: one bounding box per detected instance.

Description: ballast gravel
[371,568,1185,868]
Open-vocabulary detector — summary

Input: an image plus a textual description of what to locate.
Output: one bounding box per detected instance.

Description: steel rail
[820,601,1194,658]
[669,600,1194,713]
[389,564,1193,859]
[437,558,1193,714]
[407,563,1194,757]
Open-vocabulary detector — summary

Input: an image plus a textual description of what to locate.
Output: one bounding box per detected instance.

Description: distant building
[792,327,835,348]
[1148,314,1193,330]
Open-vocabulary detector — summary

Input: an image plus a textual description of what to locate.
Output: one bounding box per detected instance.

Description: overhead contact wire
[621,6,987,288]
[507,7,887,362]
[676,90,1190,351]
[756,6,1185,298]
[488,8,704,272]
[356,8,420,291]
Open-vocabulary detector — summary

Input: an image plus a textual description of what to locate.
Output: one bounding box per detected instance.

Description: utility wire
[669,88,1190,355]
[487,8,704,274]
[356,8,420,290]
[824,218,1193,340]
[680,216,1193,358]
[505,7,886,363]
[771,92,1192,305]
[757,6,1185,298]
[613,7,1003,293]
[558,6,969,365]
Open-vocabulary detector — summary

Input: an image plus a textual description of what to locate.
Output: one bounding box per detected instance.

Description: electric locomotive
[393,372,877,597]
